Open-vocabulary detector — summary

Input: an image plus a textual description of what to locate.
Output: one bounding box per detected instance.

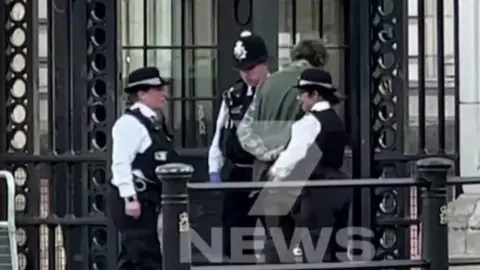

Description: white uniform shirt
[269,101,331,179]
[111,102,158,198]
[208,86,254,173]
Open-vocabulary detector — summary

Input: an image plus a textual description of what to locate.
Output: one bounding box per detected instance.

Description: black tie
[250,86,256,96]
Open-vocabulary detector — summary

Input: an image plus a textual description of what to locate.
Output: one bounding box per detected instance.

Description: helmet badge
[233,41,247,60]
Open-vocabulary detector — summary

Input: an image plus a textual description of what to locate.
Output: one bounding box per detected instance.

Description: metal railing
[156,158,480,270]
[0,170,18,270]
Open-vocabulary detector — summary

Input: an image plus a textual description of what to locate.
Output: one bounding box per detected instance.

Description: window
[37,16,49,134]
[121,0,348,146]
[38,0,47,20]
[408,18,419,56]
[278,0,346,118]
[121,0,217,148]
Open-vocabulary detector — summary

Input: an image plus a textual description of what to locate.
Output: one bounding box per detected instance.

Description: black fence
[158,159,480,270]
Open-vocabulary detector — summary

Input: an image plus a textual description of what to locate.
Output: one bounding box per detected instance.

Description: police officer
[267,68,351,263]
[208,30,270,263]
[109,67,177,269]
[235,39,330,263]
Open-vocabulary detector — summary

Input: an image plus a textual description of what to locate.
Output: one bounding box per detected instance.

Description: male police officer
[236,39,330,263]
[269,68,352,263]
[109,67,177,269]
[208,30,270,263]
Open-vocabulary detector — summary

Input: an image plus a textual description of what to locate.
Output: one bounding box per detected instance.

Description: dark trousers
[261,188,351,263]
[263,214,297,263]
[222,166,259,264]
[297,189,351,263]
[108,185,162,270]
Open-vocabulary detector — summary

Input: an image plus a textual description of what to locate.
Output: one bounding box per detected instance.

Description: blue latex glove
[209,172,221,183]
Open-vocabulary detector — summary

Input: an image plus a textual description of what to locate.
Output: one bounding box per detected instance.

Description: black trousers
[296,189,351,263]
[108,185,162,270]
[262,189,351,263]
[263,214,297,263]
[222,166,260,264]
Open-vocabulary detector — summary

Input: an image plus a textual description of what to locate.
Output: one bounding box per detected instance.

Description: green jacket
[237,60,312,181]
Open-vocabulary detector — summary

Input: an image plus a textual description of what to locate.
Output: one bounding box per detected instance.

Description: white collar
[311,101,331,112]
[130,102,157,119]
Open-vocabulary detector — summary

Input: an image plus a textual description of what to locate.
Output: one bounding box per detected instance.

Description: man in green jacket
[237,39,329,183]
[236,39,329,263]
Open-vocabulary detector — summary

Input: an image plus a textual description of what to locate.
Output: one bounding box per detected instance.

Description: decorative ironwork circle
[14,166,27,186]
[16,228,27,246]
[377,126,397,149]
[378,189,398,214]
[90,2,107,21]
[14,194,26,211]
[10,27,26,47]
[91,27,106,46]
[10,78,26,98]
[9,2,26,22]
[92,53,107,72]
[379,228,397,248]
[92,103,107,123]
[92,168,107,186]
[10,130,27,150]
[91,255,107,270]
[92,131,107,150]
[92,228,107,247]
[91,79,107,97]
[92,194,106,212]
[10,53,26,72]
[10,104,27,124]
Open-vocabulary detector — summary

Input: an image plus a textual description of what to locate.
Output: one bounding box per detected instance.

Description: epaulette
[224,79,243,93]
[222,79,245,102]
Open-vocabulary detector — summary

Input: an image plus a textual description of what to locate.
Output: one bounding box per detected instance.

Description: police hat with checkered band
[232,31,269,71]
[124,67,170,93]
[293,68,345,105]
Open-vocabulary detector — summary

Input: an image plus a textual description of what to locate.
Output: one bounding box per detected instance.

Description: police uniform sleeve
[111,115,149,198]
[269,114,322,180]
[208,99,228,173]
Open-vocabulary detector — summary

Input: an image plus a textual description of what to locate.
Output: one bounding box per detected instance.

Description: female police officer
[109,67,176,269]
[267,68,352,263]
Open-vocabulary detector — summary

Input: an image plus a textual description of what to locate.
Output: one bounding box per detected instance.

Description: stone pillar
[449,0,480,268]
[459,0,480,191]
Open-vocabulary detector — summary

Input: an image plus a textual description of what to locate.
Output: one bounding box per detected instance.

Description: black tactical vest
[289,109,349,180]
[125,109,178,194]
[219,80,255,164]
[309,109,349,178]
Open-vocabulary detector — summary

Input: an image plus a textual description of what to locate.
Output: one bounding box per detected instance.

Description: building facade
[35,0,457,152]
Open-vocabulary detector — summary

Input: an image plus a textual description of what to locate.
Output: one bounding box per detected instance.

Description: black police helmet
[232,31,269,71]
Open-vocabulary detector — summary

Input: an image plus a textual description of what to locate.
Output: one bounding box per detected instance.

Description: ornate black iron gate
[0,0,119,269]
[0,0,460,269]
[348,0,460,262]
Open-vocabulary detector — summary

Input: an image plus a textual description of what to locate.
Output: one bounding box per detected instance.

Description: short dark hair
[290,39,329,67]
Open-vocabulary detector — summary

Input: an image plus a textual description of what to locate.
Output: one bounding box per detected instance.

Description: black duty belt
[233,163,253,168]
